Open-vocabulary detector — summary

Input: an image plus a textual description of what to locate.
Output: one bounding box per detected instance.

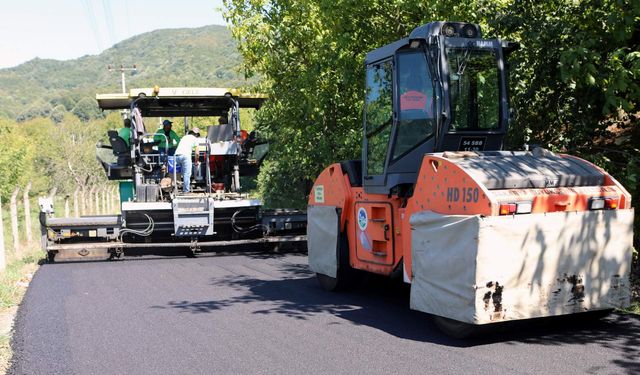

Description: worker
[174,127,201,193]
[154,119,181,156]
[398,62,434,118]
[218,116,228,125]
[118,118,132,147]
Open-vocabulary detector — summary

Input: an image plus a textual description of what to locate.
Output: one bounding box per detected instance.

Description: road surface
[10,252,640,374]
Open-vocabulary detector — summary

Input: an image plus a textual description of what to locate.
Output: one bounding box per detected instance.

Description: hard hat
[192,127,201,134]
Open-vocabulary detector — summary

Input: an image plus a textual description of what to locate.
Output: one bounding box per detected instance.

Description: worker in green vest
[154,119,181,155]
[118,118,132,147]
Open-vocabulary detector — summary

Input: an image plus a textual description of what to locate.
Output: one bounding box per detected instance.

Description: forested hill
[0,24,245,121]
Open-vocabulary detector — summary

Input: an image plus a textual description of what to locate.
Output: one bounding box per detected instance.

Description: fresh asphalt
[9,252,640,374]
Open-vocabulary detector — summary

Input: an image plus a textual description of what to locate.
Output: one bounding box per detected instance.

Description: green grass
[0,249,42,309]
[0,334,10,374]
[0,244,42,374]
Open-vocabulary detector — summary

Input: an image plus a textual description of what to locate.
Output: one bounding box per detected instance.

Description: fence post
[74,188,80,218]
[23,181,32,243]
[88,186,95,215]
[111,186,120,213]
[81,187,87,216]
[111,186,117,213]
[49,187,57,215]
[102,188,108,215]
[64,194,70,217]
[94,188,100,215]
[106,187,111,213]
[110,186,116,213]
[0,195,6,271]
[10,187,20,255]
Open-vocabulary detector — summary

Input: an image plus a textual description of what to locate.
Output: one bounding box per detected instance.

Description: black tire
[432,316,479,339]
[46,251,56,263]
[315,232,354,292]
[108,251,124,261]
[572,309,613,323]
[316,272,342,291]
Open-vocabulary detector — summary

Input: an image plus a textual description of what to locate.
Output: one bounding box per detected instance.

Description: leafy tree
[223,0,639,216]
[72,97,104,122]
[16,101,53,122]
[50,105,67,124]
[50,96,76,111]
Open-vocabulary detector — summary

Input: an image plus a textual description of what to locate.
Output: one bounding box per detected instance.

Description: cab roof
[364,21,483,65]
[96,87,267,117]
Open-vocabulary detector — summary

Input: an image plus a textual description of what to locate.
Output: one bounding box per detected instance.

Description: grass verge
[0,245,43,374]
[627,302,640,314]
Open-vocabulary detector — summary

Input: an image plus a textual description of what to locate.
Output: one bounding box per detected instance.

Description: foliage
[0,24,262,201]
[71,98,104,122]
[0,119,41,198]
[223,1,639,223]
[0,112,121,200]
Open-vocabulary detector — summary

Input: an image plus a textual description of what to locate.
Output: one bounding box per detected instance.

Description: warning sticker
[314,185,325,203]
[357,207,368,231]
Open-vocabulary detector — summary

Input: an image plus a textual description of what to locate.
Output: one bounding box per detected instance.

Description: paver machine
[307,22,634,337]
[40,87,306,261]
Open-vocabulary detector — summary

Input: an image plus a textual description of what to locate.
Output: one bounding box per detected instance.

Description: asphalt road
[10,252,640,375]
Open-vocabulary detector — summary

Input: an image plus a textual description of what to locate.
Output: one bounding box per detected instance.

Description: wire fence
[0,183,120,272]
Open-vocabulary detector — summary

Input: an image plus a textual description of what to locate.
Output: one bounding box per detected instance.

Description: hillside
[0,25,250,120]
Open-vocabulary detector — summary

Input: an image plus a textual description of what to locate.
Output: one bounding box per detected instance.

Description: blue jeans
[176,154,192,192]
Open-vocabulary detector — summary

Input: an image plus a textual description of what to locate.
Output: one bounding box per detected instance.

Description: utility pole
[108,64,137,93]
[108,64,137,119]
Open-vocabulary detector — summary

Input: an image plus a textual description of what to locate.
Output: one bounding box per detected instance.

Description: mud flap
[409,209,634,324]
[307,205,339,278]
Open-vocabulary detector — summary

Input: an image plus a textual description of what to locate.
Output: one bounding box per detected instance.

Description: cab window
[393,51,436,160]
[365,61,393,176]
[447,48,500,130]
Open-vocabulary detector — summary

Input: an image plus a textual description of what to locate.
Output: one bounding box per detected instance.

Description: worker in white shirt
[174,127,201,193]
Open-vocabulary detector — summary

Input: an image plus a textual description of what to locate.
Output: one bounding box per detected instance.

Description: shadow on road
[154,261,640,372]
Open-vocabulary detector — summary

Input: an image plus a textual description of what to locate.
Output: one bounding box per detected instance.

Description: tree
[72,97,104,122]
[223,0,639,214]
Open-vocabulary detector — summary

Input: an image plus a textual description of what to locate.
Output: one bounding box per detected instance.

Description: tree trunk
[0,195,7,271]
[74,188,80,218]
[10,187,20,255]
[23,182,32,243]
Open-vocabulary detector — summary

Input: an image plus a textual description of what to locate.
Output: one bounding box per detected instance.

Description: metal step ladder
[172,197,215,237]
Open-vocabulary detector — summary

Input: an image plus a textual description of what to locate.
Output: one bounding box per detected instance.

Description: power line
[80,0,103,51]
[102,0,117,45]
[123,0,131,38]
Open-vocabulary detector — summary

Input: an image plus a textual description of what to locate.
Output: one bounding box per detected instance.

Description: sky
[0,0,226,69]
